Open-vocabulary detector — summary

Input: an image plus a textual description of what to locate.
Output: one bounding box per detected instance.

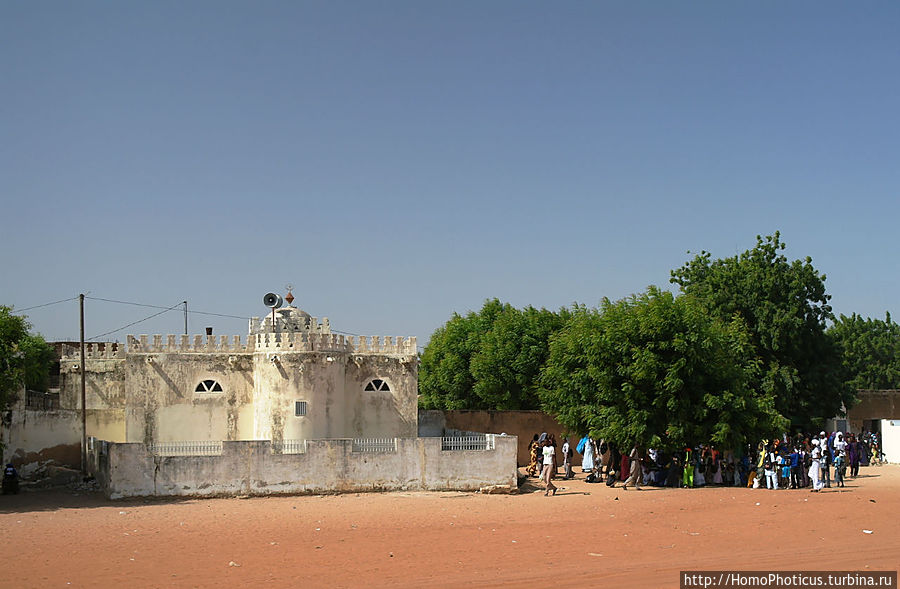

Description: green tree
[540,288,786,451]
[829,312,900,391]
[1,306,55,409]
[670,232,851,427]
[419,299,568,410]
[470,305,570,410]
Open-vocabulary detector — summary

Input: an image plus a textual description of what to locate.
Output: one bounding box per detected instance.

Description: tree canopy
[829,312,900,391]
[670,232,851,427]
[0,306,55,409]
[539,288,786,451]
[420,232,881,443]
[419,299,568,410]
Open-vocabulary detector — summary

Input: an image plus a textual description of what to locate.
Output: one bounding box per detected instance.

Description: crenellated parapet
[255,333,417,355]
[59,342,126,360]
[60,333,418,357]
[125,334,253,353]
[350,335,417,356]
[249,310,331,336]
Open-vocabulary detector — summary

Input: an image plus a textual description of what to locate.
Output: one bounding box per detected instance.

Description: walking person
[561,437,574,480]
[848,435,860,478]
[526,434,541,477]
[621,444,642,491]
[541,437,557,496]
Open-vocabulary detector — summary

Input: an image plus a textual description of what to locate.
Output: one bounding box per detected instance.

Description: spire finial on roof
[285,283,295,306]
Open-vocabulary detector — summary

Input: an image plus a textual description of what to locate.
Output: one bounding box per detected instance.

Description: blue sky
[3,2,899,346]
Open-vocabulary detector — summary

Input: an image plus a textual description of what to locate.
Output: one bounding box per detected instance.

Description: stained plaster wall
[345,354,418,438]
[54,345,418,446]
[123,352,256,443]
[253,351,417,441]
[89,436,518,499]
[2,407,81,468]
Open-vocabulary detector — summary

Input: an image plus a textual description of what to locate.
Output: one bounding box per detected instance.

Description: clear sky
[3,2,899,347]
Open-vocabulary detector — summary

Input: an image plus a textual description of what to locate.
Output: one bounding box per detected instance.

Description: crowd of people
[525,430,885,495]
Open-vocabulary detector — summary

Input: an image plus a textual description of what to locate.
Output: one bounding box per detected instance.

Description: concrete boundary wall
[88,436,518,499]
[2,408,82,470]
[419,410,575,466]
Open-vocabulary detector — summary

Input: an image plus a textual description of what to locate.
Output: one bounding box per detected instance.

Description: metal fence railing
[441,434,496,451]
[272,439,308,455]
[25,390,60,411]
[148,441,223,456]
[352,437,397,453]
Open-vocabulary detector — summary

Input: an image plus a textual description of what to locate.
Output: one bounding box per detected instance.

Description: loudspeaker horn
[263,293,283,309]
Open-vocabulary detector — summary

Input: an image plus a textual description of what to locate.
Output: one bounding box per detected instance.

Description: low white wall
[90,436,518,499]
[2,409,82,469]
[881,419,900,464]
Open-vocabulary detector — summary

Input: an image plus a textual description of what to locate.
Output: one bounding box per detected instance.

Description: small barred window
[364,379,391,392]
[295,400,308,417]
[195,380,223,393]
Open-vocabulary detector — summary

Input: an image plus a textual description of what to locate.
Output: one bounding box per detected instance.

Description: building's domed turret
[249,290,331,335]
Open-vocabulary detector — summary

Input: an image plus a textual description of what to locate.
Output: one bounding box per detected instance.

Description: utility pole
[184,301,188,335]
[79,294,87,474]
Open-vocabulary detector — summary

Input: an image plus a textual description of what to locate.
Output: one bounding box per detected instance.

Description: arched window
[195,379,223,393]
[364,379,391,392]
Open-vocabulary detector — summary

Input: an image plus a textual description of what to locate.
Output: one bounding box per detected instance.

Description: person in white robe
[581,437,594,472]
[808,439,824,492]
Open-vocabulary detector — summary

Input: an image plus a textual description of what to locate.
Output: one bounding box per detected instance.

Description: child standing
[833,450,847,488]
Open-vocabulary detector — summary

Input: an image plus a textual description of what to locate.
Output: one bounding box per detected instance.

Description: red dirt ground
[1,466,898,589]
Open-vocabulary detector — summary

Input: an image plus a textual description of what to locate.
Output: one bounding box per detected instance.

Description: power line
[20,293,402,342]
[85,296,172,310]
[85,296,250,321]
[88,302,183,341]
[332,329,361,337]
[13,296,79,313]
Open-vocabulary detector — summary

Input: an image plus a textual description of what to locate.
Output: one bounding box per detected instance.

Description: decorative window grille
[364,379,391,392]
[272,439,308,454]
[441,434,496,451]
[148,441,223,456]
[295,400,308,417]
[352,437,397,453]
[194,380,223,393]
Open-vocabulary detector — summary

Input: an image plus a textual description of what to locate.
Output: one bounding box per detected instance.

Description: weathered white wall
[881,419,900,464]
[2,409,82,468]
[56,337,418,446]
[89,436,518,499]
[346,355,418,438]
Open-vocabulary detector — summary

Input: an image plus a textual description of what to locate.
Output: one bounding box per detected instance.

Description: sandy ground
[1,466,898,589]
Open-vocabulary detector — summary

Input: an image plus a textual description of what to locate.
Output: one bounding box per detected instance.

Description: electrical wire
[85,296,250,320]
[13,296,79,313]
[21,293,408,343]
[88,302,183,341]
[85,296,173,310]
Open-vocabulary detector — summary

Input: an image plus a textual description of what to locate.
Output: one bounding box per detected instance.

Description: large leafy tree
[829,312,900,391]
[1,306,55,409]
[540,288,786,451]
[670,232,851,427]
[419,299,568,410]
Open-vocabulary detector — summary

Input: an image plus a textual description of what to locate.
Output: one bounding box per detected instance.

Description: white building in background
[3,293,518,497]
[55,298,418,447]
